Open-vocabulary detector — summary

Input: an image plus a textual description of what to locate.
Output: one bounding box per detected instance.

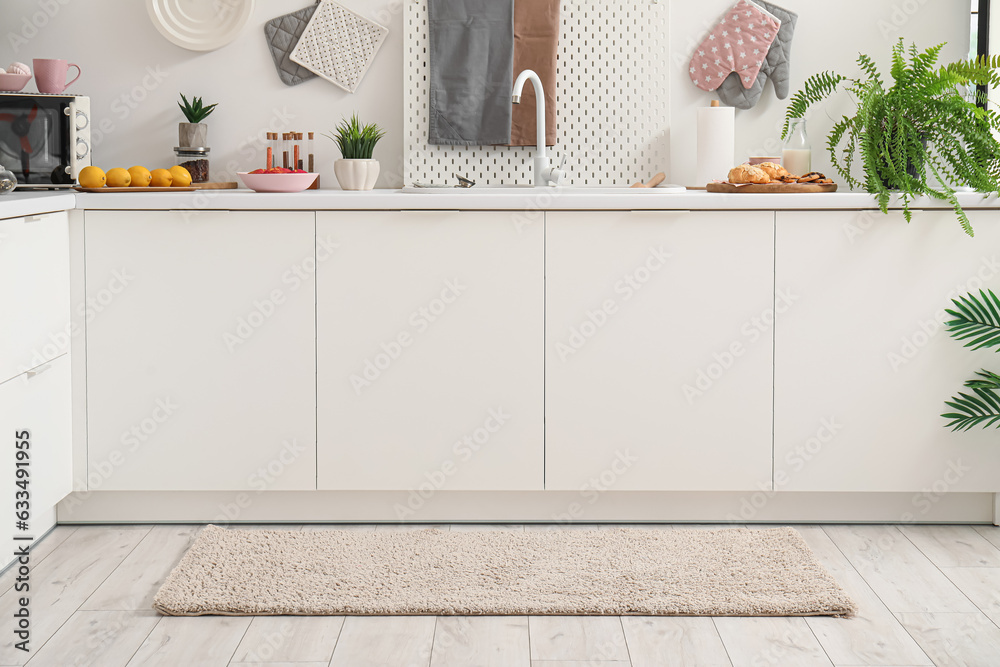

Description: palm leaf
[943,376,1000,431]
[945,290,1000,350]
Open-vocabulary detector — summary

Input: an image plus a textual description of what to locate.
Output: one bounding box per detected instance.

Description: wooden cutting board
[190,182,238,189]
[74,186,198,193]
[707,182,838,193]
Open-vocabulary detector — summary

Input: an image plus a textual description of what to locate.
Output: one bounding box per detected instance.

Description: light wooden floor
[3,523,1000,666]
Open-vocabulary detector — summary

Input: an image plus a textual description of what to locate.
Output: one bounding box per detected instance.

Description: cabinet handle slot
[26,364,52,379]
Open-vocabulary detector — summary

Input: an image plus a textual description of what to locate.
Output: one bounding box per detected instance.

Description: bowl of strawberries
[237,167,319,193]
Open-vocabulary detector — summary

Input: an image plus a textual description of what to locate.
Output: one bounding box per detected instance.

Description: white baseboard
[56,490,995,524]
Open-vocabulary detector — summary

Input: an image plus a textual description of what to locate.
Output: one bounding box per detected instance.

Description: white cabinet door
[545,211,774,491]
[0,211,70,383]
[316,211,544,491]
[0,354,72,569]
[775,209,1000,492]
[85,211,316,491]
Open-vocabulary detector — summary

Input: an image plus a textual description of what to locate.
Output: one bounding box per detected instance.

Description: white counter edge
[4,189,1000,215]
[0,192,77,219]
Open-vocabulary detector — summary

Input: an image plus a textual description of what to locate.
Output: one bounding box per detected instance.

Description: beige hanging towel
[509,0,560,146]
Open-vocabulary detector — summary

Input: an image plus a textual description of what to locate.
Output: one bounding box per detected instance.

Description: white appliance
[0,93,91,189]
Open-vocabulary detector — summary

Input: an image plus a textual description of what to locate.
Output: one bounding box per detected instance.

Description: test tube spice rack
[266,131,319,189]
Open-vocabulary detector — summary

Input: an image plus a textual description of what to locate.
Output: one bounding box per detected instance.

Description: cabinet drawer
[0,353,72,567]
[0,211,70,383]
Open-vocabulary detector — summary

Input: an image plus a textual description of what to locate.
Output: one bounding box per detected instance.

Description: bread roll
[728,164,771,184]
[756,162,789,179]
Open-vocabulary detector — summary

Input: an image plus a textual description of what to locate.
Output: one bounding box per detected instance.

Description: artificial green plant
[325,114,386,160]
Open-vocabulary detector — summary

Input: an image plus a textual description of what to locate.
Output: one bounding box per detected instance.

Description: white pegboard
[404,0,670,186]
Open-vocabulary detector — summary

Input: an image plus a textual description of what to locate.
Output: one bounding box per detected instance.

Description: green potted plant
[177,93,217,148]
[783,40,1000,236]
[942,289,1000,431]
[325,114,385,191]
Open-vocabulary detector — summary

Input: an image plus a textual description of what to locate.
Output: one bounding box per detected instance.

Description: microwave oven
[0,93,91,189]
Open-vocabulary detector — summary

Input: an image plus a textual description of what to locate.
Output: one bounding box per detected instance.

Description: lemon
[77,166,106,188]
[150,168,173,188]
[168,165,192,187]
[127,165,152,187]
[106,168,131,188]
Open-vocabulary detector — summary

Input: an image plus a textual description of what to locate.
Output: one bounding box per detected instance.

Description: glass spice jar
[0,164,16,194]
[174,147,210,183]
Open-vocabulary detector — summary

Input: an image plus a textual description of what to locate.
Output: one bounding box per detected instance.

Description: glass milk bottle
[782,118,812,176]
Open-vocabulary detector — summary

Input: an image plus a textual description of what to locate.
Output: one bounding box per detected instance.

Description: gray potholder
[264,2,321,86]
[717,1,797,110]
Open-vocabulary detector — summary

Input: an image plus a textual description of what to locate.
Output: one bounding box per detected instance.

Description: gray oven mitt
[264,2,321,86]
[717,1,797,110]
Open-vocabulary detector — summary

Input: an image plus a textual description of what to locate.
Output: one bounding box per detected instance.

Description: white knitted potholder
[289,0,388,93]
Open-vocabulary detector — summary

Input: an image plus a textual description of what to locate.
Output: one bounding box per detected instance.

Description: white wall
[1,0,972,188]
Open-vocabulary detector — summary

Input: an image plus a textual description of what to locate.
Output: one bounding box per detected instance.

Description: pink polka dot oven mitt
[689,0,781,92]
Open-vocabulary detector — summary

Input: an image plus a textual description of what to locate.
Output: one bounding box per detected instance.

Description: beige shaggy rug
[153,525,856,618]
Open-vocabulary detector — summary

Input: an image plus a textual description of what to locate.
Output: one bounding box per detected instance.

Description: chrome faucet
[512,69,566,186]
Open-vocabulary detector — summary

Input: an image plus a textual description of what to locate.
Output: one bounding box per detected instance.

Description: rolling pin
[631,172,666,188]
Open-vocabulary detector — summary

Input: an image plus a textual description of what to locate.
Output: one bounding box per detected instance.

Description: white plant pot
[334,159,379,191]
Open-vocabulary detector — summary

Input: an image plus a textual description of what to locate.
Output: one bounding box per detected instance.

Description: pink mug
[33,58,81,94]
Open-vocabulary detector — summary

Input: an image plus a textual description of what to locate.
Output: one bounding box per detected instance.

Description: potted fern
[326,114,385,191]
[942,290,1000,431]
[177,93,217,148]
[783,40,1000,236]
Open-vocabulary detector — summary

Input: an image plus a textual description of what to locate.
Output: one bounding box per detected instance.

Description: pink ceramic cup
[33,59,81,94]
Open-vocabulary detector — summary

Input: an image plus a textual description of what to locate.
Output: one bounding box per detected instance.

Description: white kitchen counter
[4,188,998,212]
[0,191,77,218]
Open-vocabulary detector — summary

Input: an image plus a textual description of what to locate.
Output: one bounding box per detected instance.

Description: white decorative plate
[147,0,255,52]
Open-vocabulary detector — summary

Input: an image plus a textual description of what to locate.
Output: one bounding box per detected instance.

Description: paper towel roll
[696,104,735,186]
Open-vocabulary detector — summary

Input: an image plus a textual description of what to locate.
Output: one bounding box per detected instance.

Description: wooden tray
[707,182,838,193]
[190,182,238,189]
[74,186,198,193]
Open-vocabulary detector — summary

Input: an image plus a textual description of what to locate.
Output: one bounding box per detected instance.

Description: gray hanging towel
[428,0,514,145]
